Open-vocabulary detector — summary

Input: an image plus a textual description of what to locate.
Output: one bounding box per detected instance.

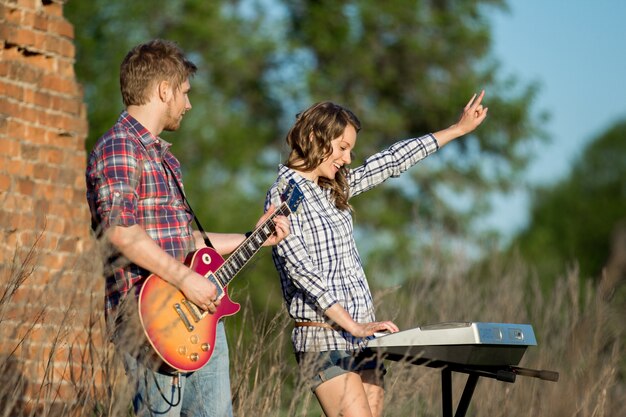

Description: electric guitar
[138,179,303,372]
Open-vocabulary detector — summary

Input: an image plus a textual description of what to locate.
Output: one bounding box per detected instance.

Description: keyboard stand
[435,363,558,417]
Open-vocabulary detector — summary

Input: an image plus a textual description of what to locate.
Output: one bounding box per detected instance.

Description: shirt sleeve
[348,134,439,198]
[265,185,338,312]
[88,131,142,230]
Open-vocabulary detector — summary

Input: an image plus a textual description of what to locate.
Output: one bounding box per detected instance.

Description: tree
[510,119,626,286]
[66,0,544,302]
[278,0,546,280]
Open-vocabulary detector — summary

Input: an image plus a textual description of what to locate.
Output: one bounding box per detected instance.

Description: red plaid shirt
[86,111,195,312]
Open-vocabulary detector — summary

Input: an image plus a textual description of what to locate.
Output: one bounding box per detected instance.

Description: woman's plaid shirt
[265,134,439,352]
[86,111,194,313]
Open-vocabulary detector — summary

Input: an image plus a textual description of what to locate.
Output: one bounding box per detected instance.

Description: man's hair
[120,39,198,106]
[285,101,361,211]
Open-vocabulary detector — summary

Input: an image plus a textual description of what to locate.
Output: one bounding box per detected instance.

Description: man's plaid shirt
[86,111,194,313]
[265,134,439,352]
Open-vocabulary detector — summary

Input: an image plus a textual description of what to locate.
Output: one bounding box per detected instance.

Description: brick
[56,57,75,78]
[17,105,38,124]
[6,119,26,139]
[39,73,75,95]
[16,0,38,9]
[0,98,20,116]
[22,9,37,27]
[22,50,55,72]
[17,177,35,195]
[0,80,24,101]
[59,36,74,58]
[4,7,22,25]
[0,137,20,158]
[43,0,63,17]
[1,59,42,84]
[39,31,59,54]
[7,159,33,178]
[33,163,53,181]
[24,124,50,146]
[43,147,63,165]
[2,80,25,99]
[51,94,81,115]
[52,18,73,39]
[33,11,49,31]
[0,173,11,191]
[20,142,40,162]
[11,27,37,49]
[19,213,36,230]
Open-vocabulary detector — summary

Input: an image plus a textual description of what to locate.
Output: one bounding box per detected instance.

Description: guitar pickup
[181,299,203,322]
[173,303,195,331]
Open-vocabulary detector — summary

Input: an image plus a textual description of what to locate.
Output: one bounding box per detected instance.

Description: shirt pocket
[138,159,173,202]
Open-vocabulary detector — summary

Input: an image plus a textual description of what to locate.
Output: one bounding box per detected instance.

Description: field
[1,243,623,416]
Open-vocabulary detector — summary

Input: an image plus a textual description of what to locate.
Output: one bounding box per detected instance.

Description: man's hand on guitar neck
[256,204,290,247]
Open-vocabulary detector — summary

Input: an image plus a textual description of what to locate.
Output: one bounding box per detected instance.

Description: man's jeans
[123,321,233,417]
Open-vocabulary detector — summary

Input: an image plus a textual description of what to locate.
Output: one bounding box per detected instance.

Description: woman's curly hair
[285,102,361,211]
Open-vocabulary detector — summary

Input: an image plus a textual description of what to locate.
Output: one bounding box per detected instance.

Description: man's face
[163,79,192,131]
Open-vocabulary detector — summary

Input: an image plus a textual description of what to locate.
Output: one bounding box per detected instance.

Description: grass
[0,237,623,416]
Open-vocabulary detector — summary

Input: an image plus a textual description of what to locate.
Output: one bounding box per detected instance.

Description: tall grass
[0,239,623,416]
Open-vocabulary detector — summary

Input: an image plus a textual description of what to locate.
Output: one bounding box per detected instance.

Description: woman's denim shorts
[295,350,386,392]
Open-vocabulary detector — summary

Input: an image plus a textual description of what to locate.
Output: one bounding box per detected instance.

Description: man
[86,39,289,416]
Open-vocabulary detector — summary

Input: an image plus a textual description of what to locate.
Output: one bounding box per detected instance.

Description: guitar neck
[213,203,291,287]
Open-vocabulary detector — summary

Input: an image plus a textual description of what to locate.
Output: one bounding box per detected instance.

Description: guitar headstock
[280,178,304,214]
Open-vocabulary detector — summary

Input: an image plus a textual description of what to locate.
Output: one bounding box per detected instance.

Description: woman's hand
[455,90,489,135]
[348,320,400,338]
[433,90,488,147]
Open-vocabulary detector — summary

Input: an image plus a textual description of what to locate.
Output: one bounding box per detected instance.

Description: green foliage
[511,119,626,285]
[67,0,545,308]
[280,0,547,279]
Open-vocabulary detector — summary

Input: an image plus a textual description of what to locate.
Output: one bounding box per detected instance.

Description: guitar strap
[161,158,214,249]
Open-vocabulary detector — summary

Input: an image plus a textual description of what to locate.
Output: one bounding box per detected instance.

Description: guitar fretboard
[213,203,291,287]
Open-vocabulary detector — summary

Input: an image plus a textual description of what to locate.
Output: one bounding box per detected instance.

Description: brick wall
[0,0,104,414]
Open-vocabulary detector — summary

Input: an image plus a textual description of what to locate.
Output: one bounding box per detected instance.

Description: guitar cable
[143,368,182,411]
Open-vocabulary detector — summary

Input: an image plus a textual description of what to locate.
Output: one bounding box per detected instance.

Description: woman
[265,92,487,417]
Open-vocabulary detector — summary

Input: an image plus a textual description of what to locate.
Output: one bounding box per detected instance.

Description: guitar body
[137,178,303,373]
[138,247,241,372]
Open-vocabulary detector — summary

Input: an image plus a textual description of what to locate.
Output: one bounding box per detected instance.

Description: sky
[483,0,626,239]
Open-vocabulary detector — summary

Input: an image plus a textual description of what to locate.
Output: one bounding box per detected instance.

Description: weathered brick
[0,137,20,158]
[4,81,26,99]
[33,11,48,31]
[1,2,100,407]
[16,0,38,9]
[4,6,22,25]
[42,0,63,17]
[52,17,73,39]
[0,173,11,191]
[16,177,35,195]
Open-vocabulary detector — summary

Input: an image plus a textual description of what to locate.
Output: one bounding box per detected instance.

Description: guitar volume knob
[189,353,199,362]
[201,343,210,352]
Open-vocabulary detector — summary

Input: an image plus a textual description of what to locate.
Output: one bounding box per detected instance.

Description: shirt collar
[118,110,173,154]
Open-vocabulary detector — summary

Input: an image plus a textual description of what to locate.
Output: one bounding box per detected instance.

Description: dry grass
[0,240,623,416]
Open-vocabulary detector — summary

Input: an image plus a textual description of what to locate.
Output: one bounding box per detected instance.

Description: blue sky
[483,1,626,238]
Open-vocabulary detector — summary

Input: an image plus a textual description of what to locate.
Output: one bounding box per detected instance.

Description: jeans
[295,350,386,392]
[123,321,233,417]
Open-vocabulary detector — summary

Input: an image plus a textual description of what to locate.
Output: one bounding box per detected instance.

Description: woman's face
[312,124,357,182]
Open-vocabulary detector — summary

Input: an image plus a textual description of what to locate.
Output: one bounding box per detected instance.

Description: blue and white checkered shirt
[265,134,439,352]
